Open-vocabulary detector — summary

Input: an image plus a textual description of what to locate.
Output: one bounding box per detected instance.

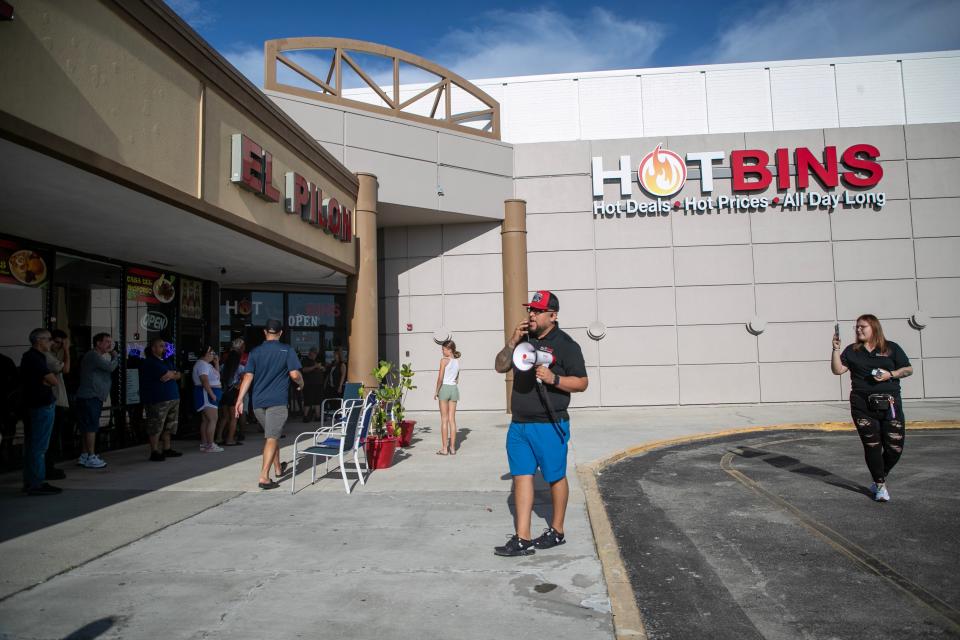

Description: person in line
[323,347,347,412]
[44,329,70,480]
[75,332,118,469]
[21,328,62,495]
[234,319,304,490]
[192,346,222,453]
[300,348,324,423]
[493,291,588,556]
[217,338,245,446]
[433,340,461,455]
[139,337,183,461]
[831,314,913,502]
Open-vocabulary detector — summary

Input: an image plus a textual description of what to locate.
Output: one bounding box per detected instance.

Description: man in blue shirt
[139,337,183,462]
[21,328,61,495]
[234,319,304,490]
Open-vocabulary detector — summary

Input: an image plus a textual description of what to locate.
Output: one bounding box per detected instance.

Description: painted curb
[576,420,960,640]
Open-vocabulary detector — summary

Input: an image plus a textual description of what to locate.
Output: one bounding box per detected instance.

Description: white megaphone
[512,342,555,382]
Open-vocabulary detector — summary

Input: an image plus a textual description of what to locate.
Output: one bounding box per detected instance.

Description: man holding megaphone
[493,291,589,557]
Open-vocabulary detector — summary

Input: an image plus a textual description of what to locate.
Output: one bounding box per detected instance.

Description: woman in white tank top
[434,340,461,455]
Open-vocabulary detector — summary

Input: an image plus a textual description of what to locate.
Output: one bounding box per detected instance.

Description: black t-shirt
[20,348,54,408]
[511,326,587,423]
[840,341,910,394]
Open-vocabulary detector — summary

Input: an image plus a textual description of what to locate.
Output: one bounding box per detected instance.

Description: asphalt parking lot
[598,428,960,639]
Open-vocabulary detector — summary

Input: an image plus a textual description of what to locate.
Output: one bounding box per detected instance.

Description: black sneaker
[149,450,166,462]
[533,527,566,549]
[494,534,536,557]
[162,449,183,458]
[46,468,67,480]
[26,483,63,496]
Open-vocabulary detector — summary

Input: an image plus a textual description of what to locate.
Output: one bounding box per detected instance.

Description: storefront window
[0,238,50,365]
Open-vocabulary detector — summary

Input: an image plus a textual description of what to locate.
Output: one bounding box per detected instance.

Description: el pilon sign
[230,133,352,242]
[592,143,885,217]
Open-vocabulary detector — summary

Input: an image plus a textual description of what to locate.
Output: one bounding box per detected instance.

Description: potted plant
[364,360,403,469]
[392,363,417,447]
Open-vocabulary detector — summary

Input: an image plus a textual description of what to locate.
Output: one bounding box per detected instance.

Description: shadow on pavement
[729,445,873,497]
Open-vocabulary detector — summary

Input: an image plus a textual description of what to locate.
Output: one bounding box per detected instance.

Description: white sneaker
[874,483,890,502]
[206,444,224,453]
[200,444,210,452]
[81,454,107,469]
[77,453,89,466]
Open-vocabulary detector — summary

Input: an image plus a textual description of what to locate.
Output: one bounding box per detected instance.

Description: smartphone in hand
[834,323,840,338]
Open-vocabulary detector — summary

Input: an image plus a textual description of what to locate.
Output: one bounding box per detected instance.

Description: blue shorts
[75,397,104,434]
[506,420,570,483]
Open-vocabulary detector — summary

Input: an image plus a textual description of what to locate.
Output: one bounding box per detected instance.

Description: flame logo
[637,144,686,197]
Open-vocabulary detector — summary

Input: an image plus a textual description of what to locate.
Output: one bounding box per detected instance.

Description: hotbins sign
[592,143,885,217]
[230,133,352,241]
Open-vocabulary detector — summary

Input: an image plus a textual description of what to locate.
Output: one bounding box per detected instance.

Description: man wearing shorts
[234,319,304,490]
[139,337,183,462]
[493,291,588,556]
[75,333,118,469]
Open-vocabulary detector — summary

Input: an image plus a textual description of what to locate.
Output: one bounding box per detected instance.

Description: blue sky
[169,0,960,87]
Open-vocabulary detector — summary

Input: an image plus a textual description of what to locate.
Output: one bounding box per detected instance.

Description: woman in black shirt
[831,314,913,502]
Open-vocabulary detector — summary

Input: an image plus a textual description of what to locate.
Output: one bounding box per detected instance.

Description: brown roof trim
[0,109,357,276]
[108,0,359,198]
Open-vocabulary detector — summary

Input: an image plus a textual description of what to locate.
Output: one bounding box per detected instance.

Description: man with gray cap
[234,319,304,490]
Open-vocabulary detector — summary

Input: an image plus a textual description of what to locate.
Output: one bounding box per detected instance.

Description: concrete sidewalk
[1,400,958,639]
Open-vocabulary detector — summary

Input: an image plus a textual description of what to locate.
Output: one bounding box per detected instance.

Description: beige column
[346,173,379,387]
[501,199,528,411]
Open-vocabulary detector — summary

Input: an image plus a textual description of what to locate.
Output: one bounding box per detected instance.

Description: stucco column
[501,199,528,412]
[346,173,379,387]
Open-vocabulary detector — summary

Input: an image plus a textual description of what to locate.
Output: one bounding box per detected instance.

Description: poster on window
[0,238,50,287]
[180,279,202,319]
[126,268,177,304]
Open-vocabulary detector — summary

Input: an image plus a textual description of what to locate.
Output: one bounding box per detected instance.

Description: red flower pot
[398,420,417,447]
[365,435,399,470]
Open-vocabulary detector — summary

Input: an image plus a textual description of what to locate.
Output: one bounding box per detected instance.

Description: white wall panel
[835,280,918,320]
[502,80,580,143]
[599,327,677,366]
[579,76,644,140]
[598,287,676,327]
[407,226,442,257]
[833,239,916,281]
[756,282,834,322]
[514,141,591,177]
[835,61,905,127]
[565,328,599,367]
[751,210,832,243]
[595,248,674,289]
[903,57,960,124]
[382,227,407,259]
[452,369,506,411]
[920,318,960,358]
[673,209,752,246]
[915,238,960,278]
[641,73,708,137]
[528,251,596,290]
[705,68,773,133]
[526,212,595,252]
[760,362,842,401]
[917,278,960,317]
[600,365,679,406]
[675,245,754,286]
[515,175,593,214]
[443,222,501,255]
[679,363,760,404]
[676,285,755,325]
[753,242,833,283]
[911,199,960,237]
[546,289,597,329]
[445,331,504,370]
[770,65,839,130]
[443,293,502,332]
[758,321,836,362]
[831,200,912,241]
[408,295,443,334]
[677,325,757,364]
[382,258,409,297]
[595,213,673,249]
[922,358,960,398]
[407,256,442,296]
[443,254,502,293]
[570,366,602,408]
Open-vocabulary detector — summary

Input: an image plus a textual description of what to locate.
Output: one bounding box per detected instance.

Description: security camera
[220,267,227,275]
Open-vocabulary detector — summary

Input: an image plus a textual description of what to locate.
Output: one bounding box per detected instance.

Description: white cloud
[430,7,666,80]
[223,46,264,89]
[703,0,960,64]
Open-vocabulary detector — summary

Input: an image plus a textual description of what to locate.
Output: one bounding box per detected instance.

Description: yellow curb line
[576,420,960,640]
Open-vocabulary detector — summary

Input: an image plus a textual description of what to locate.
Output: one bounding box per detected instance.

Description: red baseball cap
[524,290,559,311]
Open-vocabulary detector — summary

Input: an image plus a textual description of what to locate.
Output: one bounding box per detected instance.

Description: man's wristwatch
[553,373,560,386]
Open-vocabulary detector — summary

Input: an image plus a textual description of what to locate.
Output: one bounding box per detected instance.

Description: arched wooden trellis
[264,38,501,140]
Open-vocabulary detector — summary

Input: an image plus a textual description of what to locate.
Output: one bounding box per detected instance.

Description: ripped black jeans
[850,391,905,484]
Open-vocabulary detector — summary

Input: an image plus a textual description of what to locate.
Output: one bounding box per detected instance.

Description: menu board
[0,238,49,287]
[126,267,176,304]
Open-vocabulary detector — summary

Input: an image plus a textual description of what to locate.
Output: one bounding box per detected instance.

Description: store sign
[140,310,169,332]
[230,133,353,242]
[0,239,48,287]
[288,301,341,327]
[127,268,176,304]
[592,143,885,217]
